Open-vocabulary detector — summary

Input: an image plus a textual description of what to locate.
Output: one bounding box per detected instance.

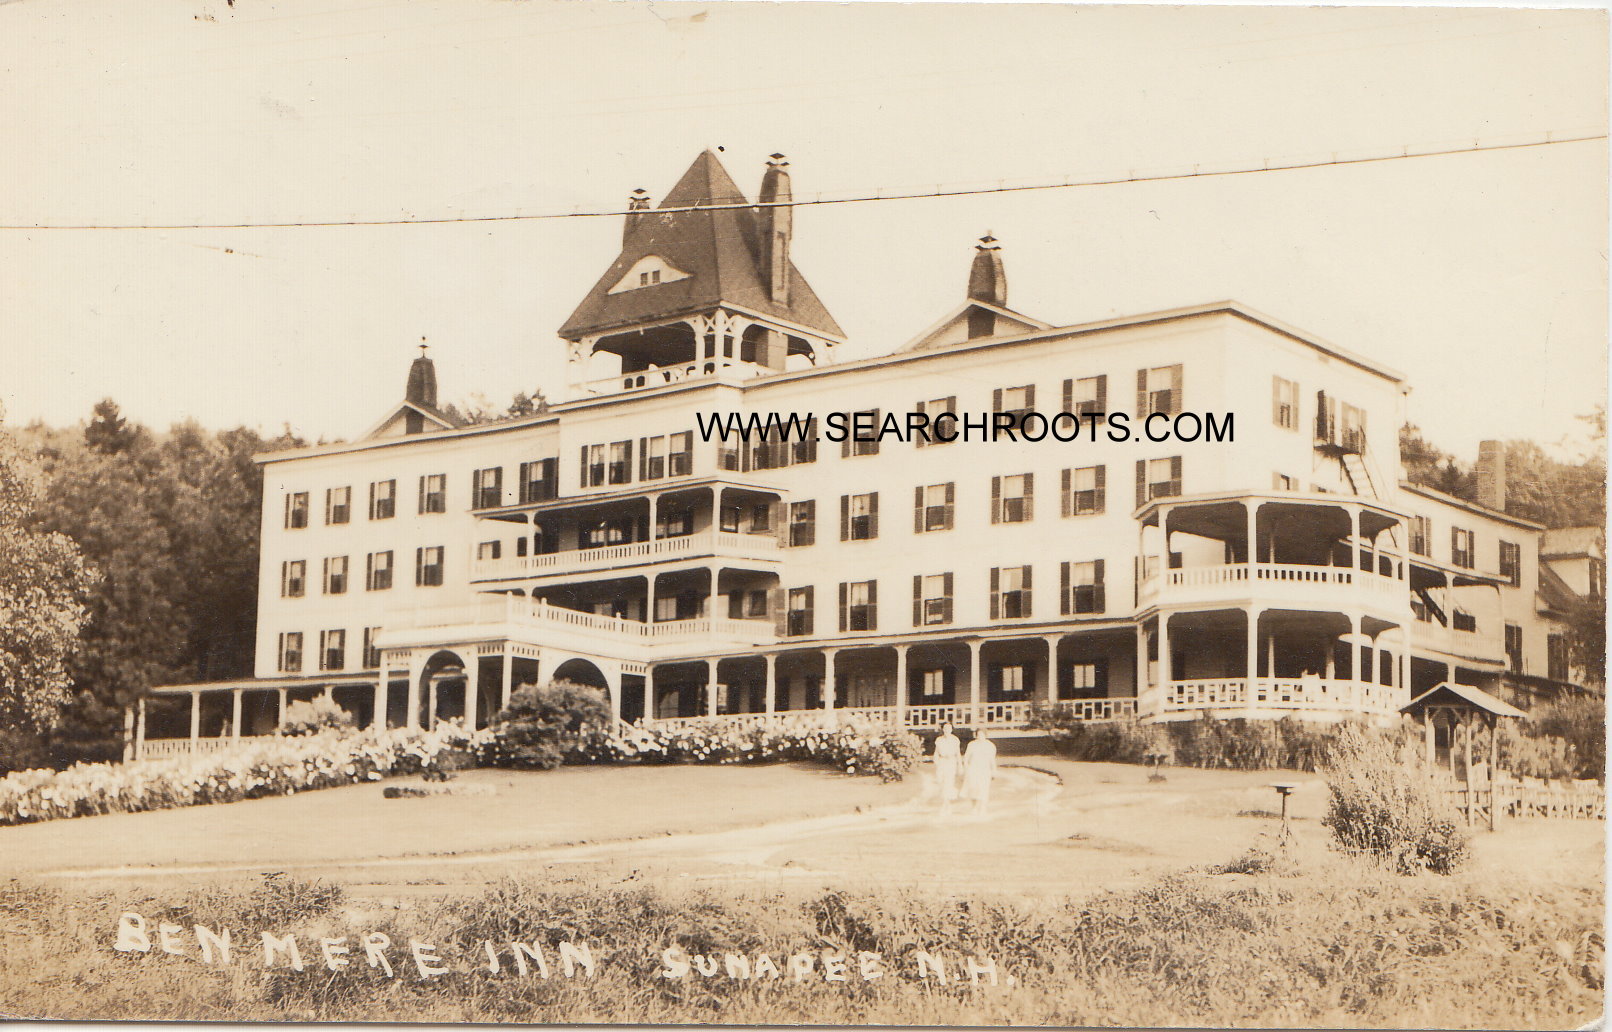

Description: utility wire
[1,129,1601,231]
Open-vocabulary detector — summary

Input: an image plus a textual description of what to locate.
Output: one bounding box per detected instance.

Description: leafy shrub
[1322,724,1468,875]
[479,680,611,770]
[278,695,357,737]
[1524,694,1605,781]
[577,713,922,781]
[1034,711,1362,772]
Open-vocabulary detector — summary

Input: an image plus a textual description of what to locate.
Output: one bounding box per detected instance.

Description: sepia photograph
[0,0,1606,1027]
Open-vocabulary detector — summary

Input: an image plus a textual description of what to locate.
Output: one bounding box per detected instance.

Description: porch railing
[1161,677,1402,715]
[643,697,1138,733]
[472,530,778,582]
[1138,561,1405,605]
[138,738,241,761]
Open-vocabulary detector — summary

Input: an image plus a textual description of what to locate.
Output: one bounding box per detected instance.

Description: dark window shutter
[991,476,1002,524]
[1135,460,1146,508]
[623,440,633,480]
[915,485,925,533]
[1060,562,1071,615]
[579,446,588,487]
[1023,565,1033,614]
[990,567,1001,619]
[1095,375,1107,415]
[1094,558,1106,612]
[804,586,814,634]
[840,494,850,541]
[1061,469,1072,517]
[1025,384,1036,410]
[770,588,787,636]
[868,493,879,539]
[1094,465,1106,512]
[839,582,848,632]
[913,575,923,626]
[1170,456,1183,494]
[942,573,954,623]
[945,482,955,521]
[1024,472,1034,520]
[867,579,877,631]
[1062,378,1073,414]
[1169,364,1183,415]
[1136,369,1148,418]
[992,387,1003,412]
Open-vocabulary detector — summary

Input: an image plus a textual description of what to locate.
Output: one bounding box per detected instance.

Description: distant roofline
[1401,481,1545,531]
[256,411,558,465]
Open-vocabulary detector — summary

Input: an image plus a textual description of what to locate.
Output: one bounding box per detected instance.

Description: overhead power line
[1,129,1601,231]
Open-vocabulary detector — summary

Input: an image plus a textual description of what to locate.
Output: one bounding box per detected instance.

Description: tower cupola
[405,341,438,408]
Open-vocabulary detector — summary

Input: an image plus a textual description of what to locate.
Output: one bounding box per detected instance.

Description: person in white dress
[932,723,962,814]
[960,727,998,816]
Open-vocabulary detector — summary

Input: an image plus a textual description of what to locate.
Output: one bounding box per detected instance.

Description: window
[1273,473,1297,491]
[278,632,303,673]
[1548,633,1570,681]
[1315,390,1339,444]
[668,432,694,476]
[919,669,948,698]
[1061,560,1106,614]
[1499,540,1521,587]
[791,417,819,465]
[1451,527,1475,569]
[1272,377,1299,430]
[991,565,1032,619]
[914,483,955,533]
[1409,516,1431,557]
[1136,364,1183,418]
[280,560,306,598]
[639,269,661,286]
[915,396,957,447]
[325,486,351,525]
[1066,661,1107,699]
[839,580,877,631]
[993,474,1034,524]
[1062,466,1105,516]
[657,508,692,538]
[418,474,446,514]
[519,458,557,503]
[607,440,633,485]
[580,444,606,487]
[1135,457,1183,506]
[1063,375,1107,420]
[843,409,881,457]
[841,492,879,541]
[369,479,396,520]
[1340,403,1368,453]
[472,467,504,509]
[720,506,741,533]
[285,491,309,529]
[366,550,393,591]
[583,518,633,548]
[994,664,1027,696]
[1504,623,1523,673]
[788,500,816,547]
[319,629,346,671]
[749,503,772,532]
[654,594,693,623]
[477,540,502,561]
[786,587,815,637]
[323,555,348,595]
[1452,609,1476,633]
[639,436,666,480]
[994,385,1035,428]
[363,627,383,668]
[415,546,444,587]
[727,589,768,619]
[913,572,954,626]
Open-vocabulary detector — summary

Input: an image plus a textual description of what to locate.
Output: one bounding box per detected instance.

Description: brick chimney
[1476,439,1507,511]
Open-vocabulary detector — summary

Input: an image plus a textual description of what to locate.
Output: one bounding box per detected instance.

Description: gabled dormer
[362,346,464,440]
[899,235,1051,353]
[607,254,692,295]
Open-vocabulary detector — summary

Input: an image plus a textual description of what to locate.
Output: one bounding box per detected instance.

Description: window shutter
[1095,375,1107,415]
[414,547,423,586]
[1168,364,1183,415]
[774,501,790,547]
[1061,469,1072,517]
[945,481,955,514]
[915,485,925,533]
[839,582,848,632]
[840,495,850,541]
[1094,465,1106,512]
[942,572,954,623]
[579,446,588,487]
[1136,369,1148,418]
[913,575,923,626]
[1060,561,1071,615]
[638,439,647,480]
[867,579,877,630]
[772,587,788,637]
[1094,558,1106,612]
[1170,456,1183,494]
[1062,378,1073,414]
[1025,384,1036,410]
[992,387,1003,412]
[1272,378,1283,425]
[990,567,1001,620]
[1135,460,1146,508]
[991,476,1002,524]
[868,493,879,538]
[1023,565,1033,614]
[1023,472,1034,520]
[803,586,814,634]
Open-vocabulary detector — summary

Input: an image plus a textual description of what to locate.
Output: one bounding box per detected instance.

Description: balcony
[644,697,1138,732]
[1159,677,1403,718]
[471,530,780,583]
[377,593,775,661]
[1137,561,1406,611]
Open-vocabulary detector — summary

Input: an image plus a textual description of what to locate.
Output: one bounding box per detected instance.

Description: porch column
[645,665,657,722]
[374,672,389,731]
[231,687,243,742]
[893,644,909,728]
[764,654,777,715]
[123,704,136,762]
[1487,715,1499,832]
[189,691,201,745]
[608,668,622,725]
[1350,505,1362,571]
[705,659,717,717]
[1461,715,1474,826]
[1042,634,1061,710]
[466,654,482,730]
[1348,611,1362,687]
[405,653,423,730]
[136,697,148,760]
[647,494,659,540]
[1245,500,1258,568]
[1135,625,1150,717]
[1244,608,1261,715]
[1424,710,1436,772]
[1158,616,1173,704]
[707,566,721,621]
[276,687,288,731]
[500,650,514,710]
[968,638,984,726]
[823,647,839,712]
[647,572,660,624]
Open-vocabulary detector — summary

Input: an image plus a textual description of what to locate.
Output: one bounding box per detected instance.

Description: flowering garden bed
[0,715,919,828]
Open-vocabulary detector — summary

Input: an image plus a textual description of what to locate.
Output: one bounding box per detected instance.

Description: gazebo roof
[1401,682,1527,719]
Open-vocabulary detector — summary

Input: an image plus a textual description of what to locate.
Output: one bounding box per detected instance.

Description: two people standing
[930,723,997,816]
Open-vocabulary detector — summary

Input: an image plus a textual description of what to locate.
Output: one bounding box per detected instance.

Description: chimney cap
[767,152,789,166]
[977,232,1000,250]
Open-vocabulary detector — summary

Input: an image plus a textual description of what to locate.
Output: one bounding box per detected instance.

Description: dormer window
[639,269,662,287]
[608,255,689,294]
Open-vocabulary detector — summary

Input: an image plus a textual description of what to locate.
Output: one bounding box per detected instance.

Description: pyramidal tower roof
[558,150,844,343]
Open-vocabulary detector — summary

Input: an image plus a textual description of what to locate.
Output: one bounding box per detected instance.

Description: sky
[0,0,1605,462]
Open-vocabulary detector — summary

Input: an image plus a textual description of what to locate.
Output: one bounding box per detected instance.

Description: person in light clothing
[931,722,962,813]
[960,727,998,816]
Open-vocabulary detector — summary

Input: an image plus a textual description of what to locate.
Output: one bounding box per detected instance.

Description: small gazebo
[1402,682,1526,829]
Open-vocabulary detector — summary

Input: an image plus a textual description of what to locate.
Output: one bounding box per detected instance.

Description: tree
[1399,423,1474,499]
[450,389,551,427]
[83,398,139,455]
[0,406,94,744]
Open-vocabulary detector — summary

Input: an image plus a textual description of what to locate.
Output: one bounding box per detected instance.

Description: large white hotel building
[134,150,1593,756]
